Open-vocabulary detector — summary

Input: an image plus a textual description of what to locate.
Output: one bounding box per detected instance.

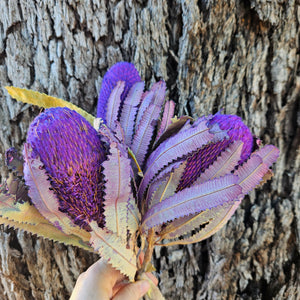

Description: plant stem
[137,228,155,276]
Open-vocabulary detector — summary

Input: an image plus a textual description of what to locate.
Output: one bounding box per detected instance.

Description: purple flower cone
[178,114,254,190]
[27,107,106,230]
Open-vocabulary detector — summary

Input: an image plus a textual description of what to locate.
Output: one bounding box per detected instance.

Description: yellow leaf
[5,86,94,125]
[0,191,92,251]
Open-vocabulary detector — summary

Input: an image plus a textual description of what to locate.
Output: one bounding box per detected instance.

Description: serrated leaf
[0,192,92,251]
[153,116,192,150]
[135,91,154,131]
[159,200,239,245]
[142,175,242,232]
[196,141,243,184]
[254,145,280,167]
[256,169,273,188]
[139,119,227,198]
[5,86,94,125]
[127,195,140,236]
[135,81,166,131]
[105,81,125,130]
[235,155,269,194]
[147,162,186,210]
[0,189,44,225]
[119,82,145,145]
[156,100,175,141]
[130,103,162,168]
[102,141,133,238]
[23,144,86,239]
[89,221,137,281]
[0,216,92,251]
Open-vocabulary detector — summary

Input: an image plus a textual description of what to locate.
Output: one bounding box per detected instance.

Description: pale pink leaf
[235,155,269,195]
[141,175,242,232]
[89,221,137,281]
[254,145,280,167]
[106,81,125,130]
[160,200,241,245]
[119,82,145,145]
[156,100,175,141]
[102,141,133,238]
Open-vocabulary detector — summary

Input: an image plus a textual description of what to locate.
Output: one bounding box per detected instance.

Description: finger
[138,251,145,266]
[70,258,125,300]
[112,280,129,296]
[145,272,159,286]
[112,280,150,300]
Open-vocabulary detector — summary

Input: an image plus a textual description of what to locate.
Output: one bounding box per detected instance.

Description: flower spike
[26,107,106,230]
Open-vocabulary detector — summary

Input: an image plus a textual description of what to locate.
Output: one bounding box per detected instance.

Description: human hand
[70,257,158,300]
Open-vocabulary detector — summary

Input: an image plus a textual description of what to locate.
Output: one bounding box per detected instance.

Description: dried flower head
[27,107,106,230]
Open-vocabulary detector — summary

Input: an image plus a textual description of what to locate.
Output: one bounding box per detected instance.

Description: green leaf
[5,86,94,125]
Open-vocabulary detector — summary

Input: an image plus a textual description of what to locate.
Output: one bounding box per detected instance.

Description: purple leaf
[159,200,240,245]
[141,174,242,232]
[119,82,145,145]
[156,100,175,141]
[97,62,141,121]
[139,160,183,203]
[134,81,166,131]
[146,162,186,210]
[135,91,154,130]
[153,116,193,150]
[105,81,125,130]
[234,154,269,195]
[254,145,280,167]
[139,119,228,197]
[130,103,162,168]
[196,141,244,184]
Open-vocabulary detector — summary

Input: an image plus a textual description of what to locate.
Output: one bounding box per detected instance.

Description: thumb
[113,280,150,300]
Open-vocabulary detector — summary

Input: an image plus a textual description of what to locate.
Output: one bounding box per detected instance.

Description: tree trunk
[0,0,299,299]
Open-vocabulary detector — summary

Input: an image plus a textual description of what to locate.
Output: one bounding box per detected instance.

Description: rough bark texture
[0,0,299,299]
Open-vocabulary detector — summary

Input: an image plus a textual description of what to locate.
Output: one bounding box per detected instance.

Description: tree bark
[0,0,299,299]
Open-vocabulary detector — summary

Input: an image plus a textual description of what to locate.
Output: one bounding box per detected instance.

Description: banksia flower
[2,61,279,297]
[25,107,106,230]
[177,114,254,190]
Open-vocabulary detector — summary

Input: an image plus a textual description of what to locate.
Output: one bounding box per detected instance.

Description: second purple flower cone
[178,114,254,190]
